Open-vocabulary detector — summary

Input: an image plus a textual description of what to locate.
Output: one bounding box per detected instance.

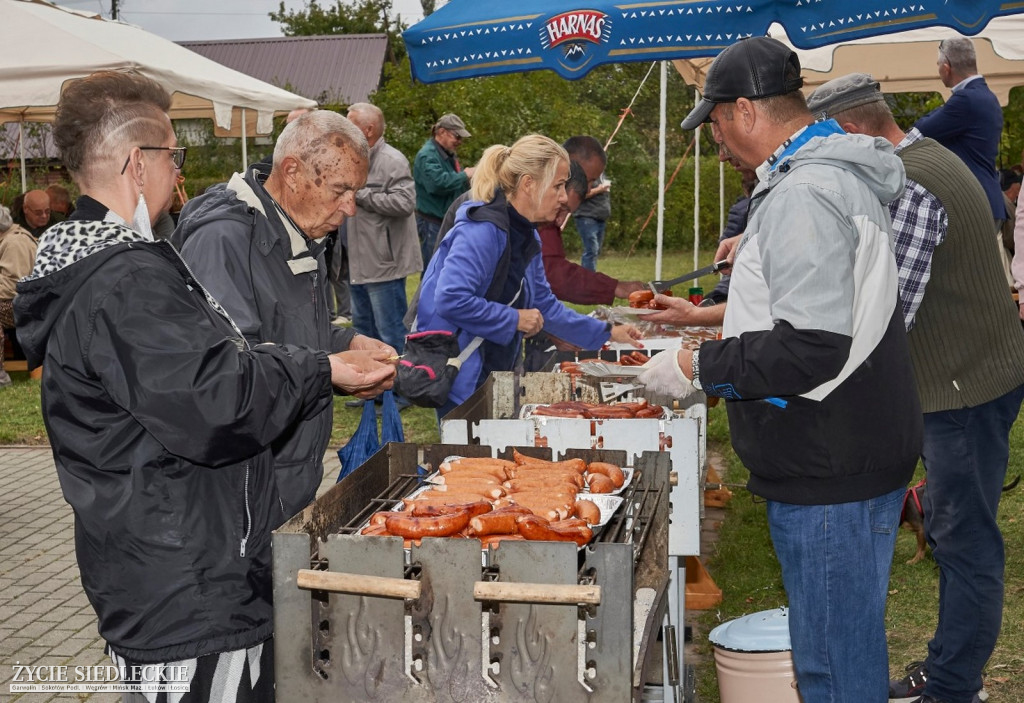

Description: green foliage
[373,57,745,256]
[269,0,407,62]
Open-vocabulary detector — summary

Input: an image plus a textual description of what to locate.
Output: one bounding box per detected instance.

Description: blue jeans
[416,216,441,273]
[575,216,606,271]
[767,487,904,703]
[350,278,409,354]
[921,384,1024,703]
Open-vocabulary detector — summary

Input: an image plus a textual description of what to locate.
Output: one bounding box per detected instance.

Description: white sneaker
[331,316,351,327]
[0,369,12,388]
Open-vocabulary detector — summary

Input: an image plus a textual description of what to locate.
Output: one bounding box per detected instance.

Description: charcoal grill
[273,442,674,702]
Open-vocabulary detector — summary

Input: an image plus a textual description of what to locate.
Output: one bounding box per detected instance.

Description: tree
[269,0,407,62]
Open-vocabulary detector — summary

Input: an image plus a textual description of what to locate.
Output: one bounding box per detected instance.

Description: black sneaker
[890,661,928,699]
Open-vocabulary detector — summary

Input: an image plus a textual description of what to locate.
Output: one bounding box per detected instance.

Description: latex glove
[637,349,700,401]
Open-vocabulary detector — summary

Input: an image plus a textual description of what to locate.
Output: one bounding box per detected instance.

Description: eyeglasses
[120,146,187,175]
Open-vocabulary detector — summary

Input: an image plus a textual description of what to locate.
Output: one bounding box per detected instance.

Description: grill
[273,442,674,702]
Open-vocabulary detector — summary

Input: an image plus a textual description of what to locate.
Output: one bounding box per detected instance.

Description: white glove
[637,349,700,401]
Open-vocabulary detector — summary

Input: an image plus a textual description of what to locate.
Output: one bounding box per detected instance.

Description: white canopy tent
[670,16,1024,262]
[0,0,316,189]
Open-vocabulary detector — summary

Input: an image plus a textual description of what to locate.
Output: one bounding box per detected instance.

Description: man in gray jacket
[172,111,396,517]
[346,103,422,355]
[641,37,921,703]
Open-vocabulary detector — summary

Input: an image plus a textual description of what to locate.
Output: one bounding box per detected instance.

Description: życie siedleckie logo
[540,10,611,65]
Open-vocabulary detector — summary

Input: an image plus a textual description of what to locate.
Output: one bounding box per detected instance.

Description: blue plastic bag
[336,391,405,482]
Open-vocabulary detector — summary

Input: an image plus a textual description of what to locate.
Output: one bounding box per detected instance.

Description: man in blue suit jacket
[915,37,1005,225]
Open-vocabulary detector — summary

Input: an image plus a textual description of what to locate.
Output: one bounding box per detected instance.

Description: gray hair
[938,37,978,75]
[272,110,369,170]
[347,102,385,138]
[0,204,11,232]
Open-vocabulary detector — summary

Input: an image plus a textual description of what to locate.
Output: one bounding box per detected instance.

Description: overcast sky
[57,0,428,42]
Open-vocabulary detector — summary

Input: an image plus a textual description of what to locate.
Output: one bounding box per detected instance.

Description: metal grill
[273,442,672,702]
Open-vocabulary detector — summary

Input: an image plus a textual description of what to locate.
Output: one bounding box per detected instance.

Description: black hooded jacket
[13,197,334,662]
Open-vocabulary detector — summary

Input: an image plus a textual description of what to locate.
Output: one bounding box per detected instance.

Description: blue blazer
[915,77,1004,220]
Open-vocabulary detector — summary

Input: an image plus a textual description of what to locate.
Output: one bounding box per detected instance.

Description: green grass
[695,403,1024,702]
[6,248,1024,700]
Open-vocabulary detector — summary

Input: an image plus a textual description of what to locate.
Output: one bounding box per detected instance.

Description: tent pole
[656,61,666,280]
[240,109,248,169]
[693,118,700,274]
[19,121,27,193]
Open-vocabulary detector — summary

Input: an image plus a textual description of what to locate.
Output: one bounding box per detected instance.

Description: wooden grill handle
[473,581,601,605]
[297,569,422,600]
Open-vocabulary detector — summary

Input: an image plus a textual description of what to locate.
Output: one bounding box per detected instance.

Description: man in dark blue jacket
[915,37,1004,227]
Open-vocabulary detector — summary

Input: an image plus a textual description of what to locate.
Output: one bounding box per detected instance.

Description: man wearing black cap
[413,113,475,270]
[638,37,923,703]
[809,73,1024,703]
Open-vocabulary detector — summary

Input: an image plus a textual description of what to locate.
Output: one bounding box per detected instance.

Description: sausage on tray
[468,506,531,536]
[385,510,472,539]
[574,499,602,525]
[411,500,492,519]
[587,462,625,488]
[587,474,616,494]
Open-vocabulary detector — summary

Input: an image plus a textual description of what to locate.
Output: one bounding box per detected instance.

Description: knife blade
[647,259,730,294]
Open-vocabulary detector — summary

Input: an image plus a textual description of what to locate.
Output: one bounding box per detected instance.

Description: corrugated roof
[179,35,388,106]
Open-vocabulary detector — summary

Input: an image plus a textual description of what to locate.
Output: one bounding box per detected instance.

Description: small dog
[901,475,1020,565]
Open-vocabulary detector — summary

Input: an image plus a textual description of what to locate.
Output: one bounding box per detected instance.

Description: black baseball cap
[681,36,804,130]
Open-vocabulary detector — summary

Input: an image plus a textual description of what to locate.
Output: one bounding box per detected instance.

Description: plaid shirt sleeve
[888,178,947,330]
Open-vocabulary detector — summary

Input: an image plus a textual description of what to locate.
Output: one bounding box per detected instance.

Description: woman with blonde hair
[416,134,642,417]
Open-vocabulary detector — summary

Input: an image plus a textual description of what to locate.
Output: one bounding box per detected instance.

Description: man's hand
[589,182,611,197]
[328,350,397,399]
[464,166,476,179]
[613,280,648,299]
[517,309,544,337]
[349,334,397,357]
[714,234,742,267]
[637,348,700,400]
[644,294,726,327]
[609,324,643,348]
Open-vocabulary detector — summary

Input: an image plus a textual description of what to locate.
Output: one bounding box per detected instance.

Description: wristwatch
[690,347,702,391]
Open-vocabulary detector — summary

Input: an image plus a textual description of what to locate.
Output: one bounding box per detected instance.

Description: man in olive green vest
[809,74,1024,703]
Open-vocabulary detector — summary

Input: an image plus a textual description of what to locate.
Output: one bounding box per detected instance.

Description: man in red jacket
[538,160,645,304]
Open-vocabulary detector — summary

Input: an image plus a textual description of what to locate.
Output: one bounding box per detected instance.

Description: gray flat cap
[806,72,885,119]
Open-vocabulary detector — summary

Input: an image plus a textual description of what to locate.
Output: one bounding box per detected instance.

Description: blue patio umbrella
[405,0,1022,83]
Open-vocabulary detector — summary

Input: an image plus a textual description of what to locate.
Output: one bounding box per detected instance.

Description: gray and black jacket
[14,196,333,662]
[698,122,923,505]
[172,164,356,517]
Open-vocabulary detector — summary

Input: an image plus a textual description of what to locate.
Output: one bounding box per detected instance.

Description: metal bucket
[708,608,802,703]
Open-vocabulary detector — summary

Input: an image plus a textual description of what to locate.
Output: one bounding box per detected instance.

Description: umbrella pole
[19,121,27,193]
[240,109,248,169]
[656,61,667,281]
[693,119,700,274]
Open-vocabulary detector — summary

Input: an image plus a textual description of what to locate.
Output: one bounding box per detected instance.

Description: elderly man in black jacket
[173,111,396,517]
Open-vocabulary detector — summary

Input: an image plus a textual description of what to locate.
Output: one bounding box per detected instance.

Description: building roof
[179,34,389,106]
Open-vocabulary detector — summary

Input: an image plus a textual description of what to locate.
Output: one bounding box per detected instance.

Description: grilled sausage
[433,471,502,485]
[411,500,492,519]
[574,499,602,525]
[532,406,586,418]
[548,521,594,547]
[587,474,616,494]
[511,454,588,474]
[587,462,625,488]
[516,514,582,544]
[385,510,471,539]
[503,478,580,495]
[432,481,506,499]
[469,506,531,536]
[629,290,654,308]
[369,511,408,527]
[406,490,492,507]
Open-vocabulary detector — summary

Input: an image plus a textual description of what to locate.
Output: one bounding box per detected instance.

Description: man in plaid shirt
[809,73,1024,703]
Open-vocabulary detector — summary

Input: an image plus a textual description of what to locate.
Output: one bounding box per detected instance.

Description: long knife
[647,259,730,294]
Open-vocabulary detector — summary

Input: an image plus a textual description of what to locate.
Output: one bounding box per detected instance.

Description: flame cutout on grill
[428,593,474,700]
[510,605,555,703]
[339,595,386,698]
